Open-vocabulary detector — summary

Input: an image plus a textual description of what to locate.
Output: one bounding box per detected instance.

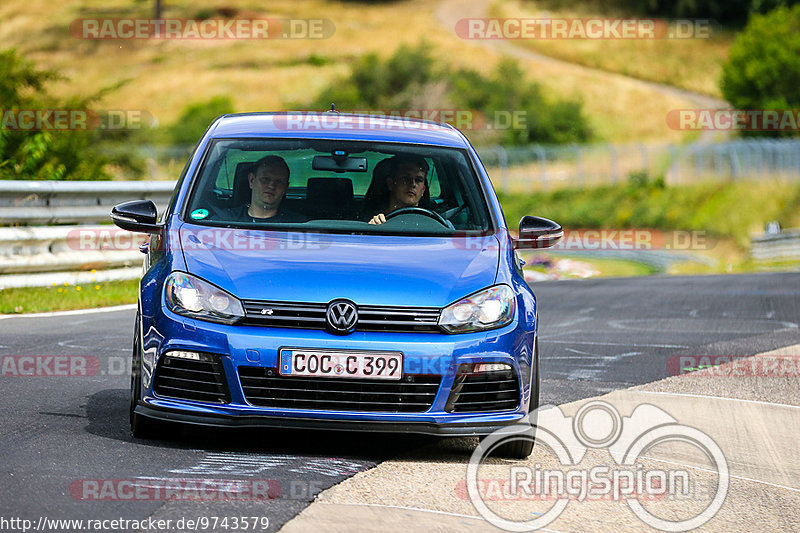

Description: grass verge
[499,180,800,249]
[525,253,660,278]
[0,279,139,314]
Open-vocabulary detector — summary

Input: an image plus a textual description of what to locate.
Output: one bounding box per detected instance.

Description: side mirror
[516,216,563,249]
[111,200,161,233]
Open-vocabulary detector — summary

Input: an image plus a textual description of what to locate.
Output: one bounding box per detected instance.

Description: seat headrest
[233,162,255,205]
[306,177,354,203]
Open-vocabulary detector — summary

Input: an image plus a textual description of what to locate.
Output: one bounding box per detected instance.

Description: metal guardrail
[0,226,144,275]
[478,139,800,192]
[751,230,800,262]
[0,180,174,288]
[0,162,798,289]
[0,180,176,225]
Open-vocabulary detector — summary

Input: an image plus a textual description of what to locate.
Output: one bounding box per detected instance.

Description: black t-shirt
[217,204,308,223]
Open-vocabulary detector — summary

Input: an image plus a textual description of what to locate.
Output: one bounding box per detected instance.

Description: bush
[451,59,591,145]
[313,42,435,109]
[720,5,800,137]
[308,44,591,145]
[167,96,235,146]
[0,48,140,180]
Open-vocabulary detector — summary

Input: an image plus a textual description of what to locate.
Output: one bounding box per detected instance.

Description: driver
[368,155,430,225]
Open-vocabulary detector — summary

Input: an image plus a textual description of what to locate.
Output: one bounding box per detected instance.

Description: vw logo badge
[326,300,358,334]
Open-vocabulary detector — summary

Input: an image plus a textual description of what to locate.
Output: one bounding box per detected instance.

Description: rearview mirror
[312,155,367,173]
[515,216,563,249]
[111,200,161,233]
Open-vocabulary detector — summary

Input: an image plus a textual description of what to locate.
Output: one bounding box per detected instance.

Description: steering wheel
[384,206,450,227]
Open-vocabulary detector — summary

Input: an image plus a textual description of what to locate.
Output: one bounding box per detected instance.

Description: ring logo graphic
[466,401,729,531]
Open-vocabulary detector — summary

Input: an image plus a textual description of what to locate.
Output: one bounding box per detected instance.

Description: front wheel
[488,425,535,459]
[130,316,165,439]
[483,338,539,459]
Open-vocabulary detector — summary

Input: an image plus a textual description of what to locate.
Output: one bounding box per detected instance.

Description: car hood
[179,227,500,307]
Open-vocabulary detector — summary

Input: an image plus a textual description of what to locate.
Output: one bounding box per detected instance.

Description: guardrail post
[534,145,547,190]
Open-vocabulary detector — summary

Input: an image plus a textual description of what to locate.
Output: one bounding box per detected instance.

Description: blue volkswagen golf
[112,112,562,458]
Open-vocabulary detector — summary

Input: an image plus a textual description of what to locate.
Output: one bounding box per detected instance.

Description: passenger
[365,155,431,225]
[221,155,307,223]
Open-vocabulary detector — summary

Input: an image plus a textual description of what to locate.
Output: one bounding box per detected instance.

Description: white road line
[634,456,800,494]
[0,304,136,320]
[634,390,800,409]
[548,316,592,329]
[541,340,690,349]
[315,502,567,532]
[606,318,798,332]
[564,347,595,356]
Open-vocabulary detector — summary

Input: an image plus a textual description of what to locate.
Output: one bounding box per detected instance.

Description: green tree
[313,42,435,109]
[720,5,800,136]
[0,48,140,180]
[451,59,591,145]
[308,44,591,145]
[167,96,235,146]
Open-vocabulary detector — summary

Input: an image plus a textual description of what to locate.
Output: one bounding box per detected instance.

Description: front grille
[240,300,442,333]
[238,367,441,412]
[153,352,230,404]
[446,364,520,413]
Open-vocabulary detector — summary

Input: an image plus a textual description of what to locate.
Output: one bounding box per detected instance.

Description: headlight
[164,272,244,325]
[439,285,516,333]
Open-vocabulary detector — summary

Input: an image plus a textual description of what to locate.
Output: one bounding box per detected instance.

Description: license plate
[279,349,403,380]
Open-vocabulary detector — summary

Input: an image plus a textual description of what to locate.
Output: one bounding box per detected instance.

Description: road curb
[279,345,800,532]
[0,303,137,320]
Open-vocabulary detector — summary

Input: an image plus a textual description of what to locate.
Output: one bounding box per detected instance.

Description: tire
[489,426,535,459]
[484,338,539,459]
[129,315,163,439]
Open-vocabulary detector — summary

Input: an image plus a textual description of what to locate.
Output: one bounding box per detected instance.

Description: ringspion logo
[467,401,728,531]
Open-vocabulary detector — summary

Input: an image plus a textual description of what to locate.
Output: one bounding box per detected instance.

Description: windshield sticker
[190,208,209,220]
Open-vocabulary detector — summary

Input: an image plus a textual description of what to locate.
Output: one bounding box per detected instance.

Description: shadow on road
[84,389,457,461]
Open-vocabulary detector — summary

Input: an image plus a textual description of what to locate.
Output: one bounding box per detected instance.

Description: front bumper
[137,306,537,436]
[134,403,528,436]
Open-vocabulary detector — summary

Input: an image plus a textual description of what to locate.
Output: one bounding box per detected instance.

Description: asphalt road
[0,272,797,532]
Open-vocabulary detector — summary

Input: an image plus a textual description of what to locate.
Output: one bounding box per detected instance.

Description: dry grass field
[0,0,730,143]
[491,0,733,97]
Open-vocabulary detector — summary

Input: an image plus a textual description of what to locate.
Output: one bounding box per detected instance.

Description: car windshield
[183,138,494,235]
